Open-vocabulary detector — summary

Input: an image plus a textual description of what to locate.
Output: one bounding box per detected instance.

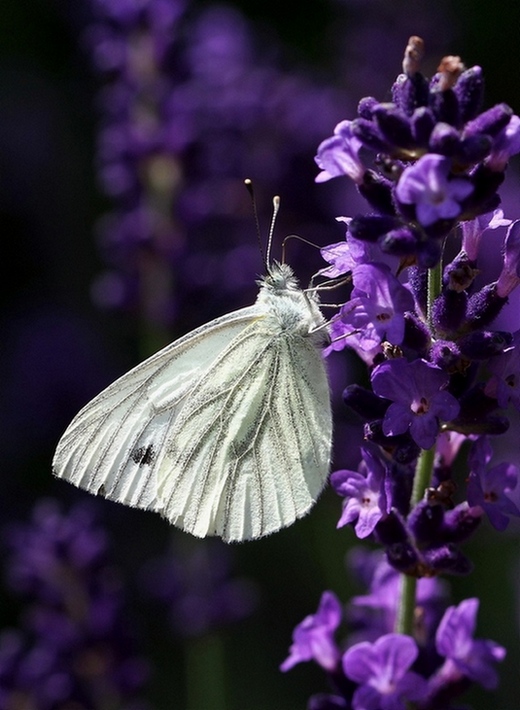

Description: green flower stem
[395,573,417,637]
[427,260,442,329]
[395,259,440,637]
[185,633,226,710]
[395,444,436,636]
[411,444,436,508]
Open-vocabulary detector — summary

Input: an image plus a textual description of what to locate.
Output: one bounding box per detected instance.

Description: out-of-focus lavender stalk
[142,538,258,710]
[81,0,344,357]
[0,500,149,709]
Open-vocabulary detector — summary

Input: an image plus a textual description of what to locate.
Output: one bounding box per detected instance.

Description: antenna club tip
[244,178,252,186]
[273,195,280,207]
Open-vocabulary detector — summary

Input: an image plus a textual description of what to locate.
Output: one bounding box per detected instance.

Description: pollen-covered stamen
[403,36,425,76]
[436,55,465,91]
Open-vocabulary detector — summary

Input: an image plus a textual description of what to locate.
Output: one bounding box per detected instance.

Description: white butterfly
[52,261,332,542]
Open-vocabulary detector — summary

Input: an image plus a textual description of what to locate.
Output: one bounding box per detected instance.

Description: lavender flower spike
[343,633,428,710]
[395,154,473,227]
[371,358,460,449]
[280,591,342,672]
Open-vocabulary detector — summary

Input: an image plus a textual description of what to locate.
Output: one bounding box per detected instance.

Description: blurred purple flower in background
[82,0,345,331]
[0,500,149,709]
[142,540,258,638]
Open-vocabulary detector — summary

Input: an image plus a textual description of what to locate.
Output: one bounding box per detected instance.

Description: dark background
[1,1,520,708]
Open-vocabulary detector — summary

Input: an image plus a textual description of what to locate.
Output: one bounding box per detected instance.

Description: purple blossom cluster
[0,500,149,709]
[282,37,520,708]
[282,552,505,710]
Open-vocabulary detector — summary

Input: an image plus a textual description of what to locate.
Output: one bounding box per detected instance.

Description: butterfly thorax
[256,262,326,341]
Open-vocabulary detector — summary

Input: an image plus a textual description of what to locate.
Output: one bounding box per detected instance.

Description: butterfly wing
[53,303,332,542]
[158,323,331,541]
[52,306,261,512]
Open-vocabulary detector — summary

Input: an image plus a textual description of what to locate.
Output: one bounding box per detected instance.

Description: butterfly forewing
[52,307,261,511]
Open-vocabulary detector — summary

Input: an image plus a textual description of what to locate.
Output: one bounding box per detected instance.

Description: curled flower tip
[436,55,465,91]
[403,36,425,76]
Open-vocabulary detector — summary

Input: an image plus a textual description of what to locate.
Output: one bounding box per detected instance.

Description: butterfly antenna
[281,233,321,266]
[267,195,280,265]
[244,179,266,268]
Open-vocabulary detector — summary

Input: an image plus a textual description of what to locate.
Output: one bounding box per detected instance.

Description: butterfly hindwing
[157,323,331,541]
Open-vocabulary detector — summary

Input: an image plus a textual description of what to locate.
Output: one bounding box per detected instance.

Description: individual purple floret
[331,445,389,538]
[336,263,415,352]
[319,219,373,278]
[342,633,428,710]
[280,591,342,672]
[461,209,510,261]
[371,358,460,449]
[485,329,520,409]
[433,598,506,690]
[495,220,520,297]
[466,437,520,530]
[315,120,365,184]
[395,154,473,227]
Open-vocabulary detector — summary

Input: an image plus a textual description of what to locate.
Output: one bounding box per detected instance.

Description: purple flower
[315,120,365,184]
[487,114,520,170]
[461,209,511,261]
[280,592,342,672]
[467,437,520,530]
[395,154,473,227]
[485,331,520,412]
[343,634,428,710]
[338,263,414,352]
[319,218,372,278]
[371,358,460,449]
[496,220,520,297]
[435,598,506,689]
[331,445,389,538]
[435,431,468,470]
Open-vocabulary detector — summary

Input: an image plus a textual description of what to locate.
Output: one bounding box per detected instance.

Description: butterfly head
[262,261,299,293]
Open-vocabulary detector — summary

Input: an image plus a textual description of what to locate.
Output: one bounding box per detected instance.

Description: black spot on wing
[131,444,156,466]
